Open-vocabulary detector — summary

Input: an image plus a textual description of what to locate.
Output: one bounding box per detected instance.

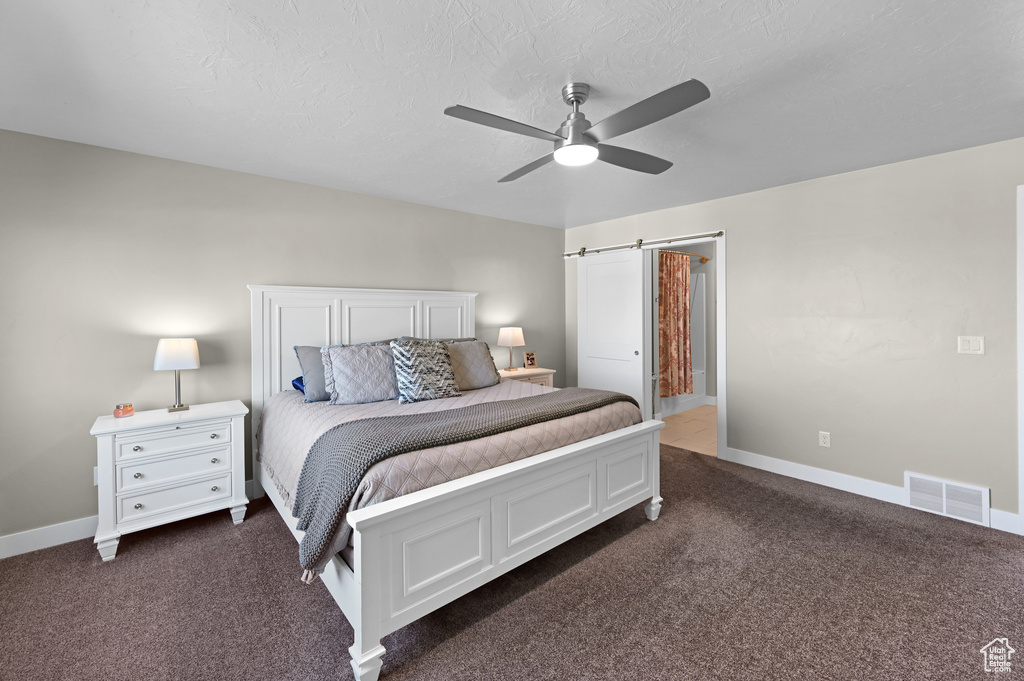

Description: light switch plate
[957,336,985,355]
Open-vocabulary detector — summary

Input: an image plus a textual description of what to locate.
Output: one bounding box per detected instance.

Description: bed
[249,285,664,681]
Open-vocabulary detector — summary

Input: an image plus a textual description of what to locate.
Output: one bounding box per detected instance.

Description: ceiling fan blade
[498,154,554,182]
[587,79,710,142]
[597,144,673,174]
[444,105,564,143]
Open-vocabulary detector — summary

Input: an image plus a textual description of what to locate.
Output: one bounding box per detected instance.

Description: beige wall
[566,137,1024,513]
[0,130,566,536]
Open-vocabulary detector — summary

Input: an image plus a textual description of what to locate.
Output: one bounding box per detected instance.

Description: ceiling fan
[444,79,710,182]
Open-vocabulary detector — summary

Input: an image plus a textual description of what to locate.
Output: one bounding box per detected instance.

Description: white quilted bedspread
[258,379,642,519]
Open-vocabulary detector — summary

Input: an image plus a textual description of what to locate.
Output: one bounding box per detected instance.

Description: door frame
[643,231,727,456]
[1017,186,1024,525]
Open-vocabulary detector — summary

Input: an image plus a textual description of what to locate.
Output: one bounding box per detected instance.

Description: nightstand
[498,367,556,388]
[91,400,249,561]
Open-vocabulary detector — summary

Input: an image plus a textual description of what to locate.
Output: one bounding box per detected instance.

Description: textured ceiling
[2,1,1023,228]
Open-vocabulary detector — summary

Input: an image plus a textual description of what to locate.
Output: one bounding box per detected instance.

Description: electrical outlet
[93,466,98,486]
[818,431,831,448]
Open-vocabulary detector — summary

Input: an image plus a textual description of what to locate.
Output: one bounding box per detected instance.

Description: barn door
[577,250,652,418]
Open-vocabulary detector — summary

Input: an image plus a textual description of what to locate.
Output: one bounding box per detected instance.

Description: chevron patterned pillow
[390,338,462,403]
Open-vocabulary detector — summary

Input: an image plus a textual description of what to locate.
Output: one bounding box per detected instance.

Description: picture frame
[523,351,537,368]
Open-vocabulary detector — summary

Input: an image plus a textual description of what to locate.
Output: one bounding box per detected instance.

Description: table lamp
[497,327,525,372]
[154,338,200,412]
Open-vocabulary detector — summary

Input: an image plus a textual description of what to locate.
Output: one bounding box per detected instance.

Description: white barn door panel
[577,251,651,417]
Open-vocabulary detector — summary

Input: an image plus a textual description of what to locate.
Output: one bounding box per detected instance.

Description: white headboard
[248,285,478,436]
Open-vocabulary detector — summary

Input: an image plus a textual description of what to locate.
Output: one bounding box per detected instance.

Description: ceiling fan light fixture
[553,143,598,166]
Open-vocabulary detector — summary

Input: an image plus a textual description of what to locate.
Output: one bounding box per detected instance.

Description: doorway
[654,241,719,455]
[575,231,727,457]
[650,236,724,457]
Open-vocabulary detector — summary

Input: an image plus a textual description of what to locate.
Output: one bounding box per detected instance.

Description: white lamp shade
[154,338,200,371]
[497,327,525,347]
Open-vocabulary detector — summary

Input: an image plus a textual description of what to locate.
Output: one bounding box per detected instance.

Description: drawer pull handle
[211,458,219,464]
[133,472,143,479]
[211,485,219,492]
[210,434,219,439]
[134,503,143,510]
[132,445,142,452]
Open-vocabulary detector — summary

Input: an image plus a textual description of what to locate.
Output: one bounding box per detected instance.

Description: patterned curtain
[659,251,692,397]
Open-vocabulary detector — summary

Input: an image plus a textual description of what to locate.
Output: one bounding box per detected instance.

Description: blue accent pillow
[292,376,305,393]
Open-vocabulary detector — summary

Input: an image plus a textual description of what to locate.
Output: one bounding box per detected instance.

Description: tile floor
[661,405,718,457]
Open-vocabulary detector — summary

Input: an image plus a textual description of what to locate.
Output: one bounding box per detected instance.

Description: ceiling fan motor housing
[556,111,595,150]
[561,82,590,107]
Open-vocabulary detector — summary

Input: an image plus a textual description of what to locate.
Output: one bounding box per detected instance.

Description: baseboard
[721,446,1023,536]
[0,515,98,560]
[721,446,906,505]
[661,394,716,418]
[1,478,265,560]
[991,509,1024,534]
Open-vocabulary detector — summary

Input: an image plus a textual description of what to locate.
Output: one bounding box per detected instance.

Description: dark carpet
[2,446,1022,680]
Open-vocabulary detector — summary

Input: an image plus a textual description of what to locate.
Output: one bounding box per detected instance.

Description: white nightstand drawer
[118,474,232,523]
[117,445,232,492]
[525,376,552,386]
[116,421,231,460]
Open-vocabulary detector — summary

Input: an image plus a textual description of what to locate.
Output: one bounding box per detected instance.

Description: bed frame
[248,285,664,681]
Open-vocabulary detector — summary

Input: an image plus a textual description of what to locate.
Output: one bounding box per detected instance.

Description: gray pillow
[294,345,334,402]
[394,336,476,343]
[390,338,462,403]
[446,341,500,391]
[294,338,395,403]
[322,345,399,405]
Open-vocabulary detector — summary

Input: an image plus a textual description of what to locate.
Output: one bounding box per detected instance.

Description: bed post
[644,496,663,521]
[347,529,385,681]
[645,430,663,520]
[349,640,385,681]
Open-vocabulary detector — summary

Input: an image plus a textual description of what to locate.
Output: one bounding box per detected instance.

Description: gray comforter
[292,387,638,580]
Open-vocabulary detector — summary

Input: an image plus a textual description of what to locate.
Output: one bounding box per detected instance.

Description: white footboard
[343,419,662,680]
[258,422,662,681]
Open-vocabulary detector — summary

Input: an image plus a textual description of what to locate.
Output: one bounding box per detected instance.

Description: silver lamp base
[167,370,191,412]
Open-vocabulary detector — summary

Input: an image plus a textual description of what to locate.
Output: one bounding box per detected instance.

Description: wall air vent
[904,472,990,526]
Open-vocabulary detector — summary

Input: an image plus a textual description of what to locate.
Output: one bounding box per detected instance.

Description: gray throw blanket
[292,388,638,581]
